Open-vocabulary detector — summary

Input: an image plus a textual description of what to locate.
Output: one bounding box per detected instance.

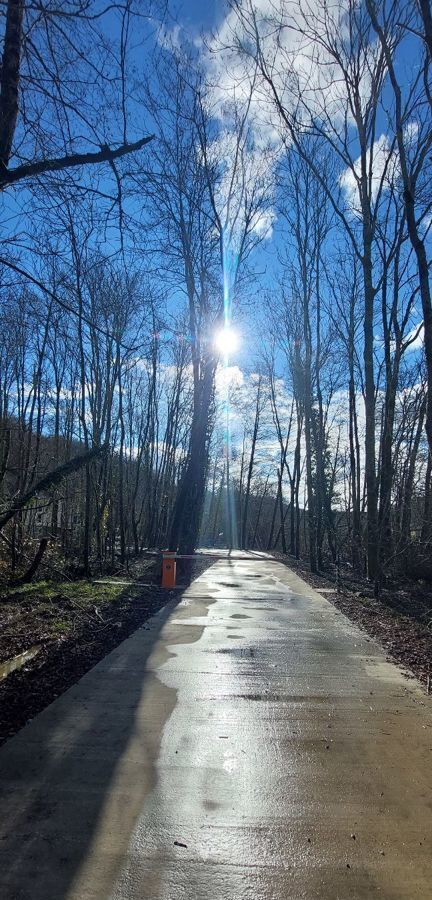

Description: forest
[0,0,431,603]
[1,5,432,897]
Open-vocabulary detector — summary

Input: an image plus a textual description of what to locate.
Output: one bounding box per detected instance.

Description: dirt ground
[0,556,211,746]
[276,553,432,692]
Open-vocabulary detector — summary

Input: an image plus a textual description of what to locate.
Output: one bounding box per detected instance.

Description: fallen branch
[0,529,72,583]
[12,537,48,585]
[0,443,109,530]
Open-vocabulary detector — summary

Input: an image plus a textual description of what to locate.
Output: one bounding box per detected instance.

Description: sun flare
[214,326,239,356]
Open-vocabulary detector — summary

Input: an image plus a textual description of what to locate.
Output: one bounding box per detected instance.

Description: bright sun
[214,326,239,356]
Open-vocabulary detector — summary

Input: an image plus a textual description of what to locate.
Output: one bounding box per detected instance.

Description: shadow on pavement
[0,594,181,900]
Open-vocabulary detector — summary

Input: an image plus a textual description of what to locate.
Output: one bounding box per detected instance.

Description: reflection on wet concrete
[0,554,432,899]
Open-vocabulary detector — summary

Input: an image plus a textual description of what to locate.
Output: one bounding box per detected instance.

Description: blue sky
[171,0,224,30]
[5,0,426,385]
[1,0,428,494]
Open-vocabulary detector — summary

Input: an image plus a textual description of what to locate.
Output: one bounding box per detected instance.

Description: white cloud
[404,322,424,351]
[339,134,396,214]
[155,22,182,52]
[215,364,245,394]
[200,0,385,254]
[207,0,378,141]
[205,128,277,244]
[339,120,422,213]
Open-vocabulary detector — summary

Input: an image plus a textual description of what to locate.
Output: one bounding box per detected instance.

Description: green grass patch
[0,579,136,642]
[51,619,70,634]
[62,581,125,607]
[0,579,126,606]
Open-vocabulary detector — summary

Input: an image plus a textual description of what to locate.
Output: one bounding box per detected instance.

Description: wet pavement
[0,553,431,899]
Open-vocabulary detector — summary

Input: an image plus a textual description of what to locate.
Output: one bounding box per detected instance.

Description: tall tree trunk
[117,347,126,566]
[367,0,432,460]
[277,467,287,554]
[361,208,378,579]
[252,474,269,549]
[0,0,24,167]
[169,356,215,553]
[241,377,262,549]
[400,395,426,557]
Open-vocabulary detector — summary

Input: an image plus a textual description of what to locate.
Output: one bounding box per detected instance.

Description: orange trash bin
[162,551,177,588]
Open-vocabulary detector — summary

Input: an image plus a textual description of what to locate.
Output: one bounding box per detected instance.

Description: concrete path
[0,555,432,900]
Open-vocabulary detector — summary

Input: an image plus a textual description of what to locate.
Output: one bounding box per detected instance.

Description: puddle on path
[0,645,41,681]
